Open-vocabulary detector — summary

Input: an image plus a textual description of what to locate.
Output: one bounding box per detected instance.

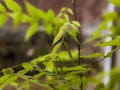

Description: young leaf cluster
[52,21,80,53]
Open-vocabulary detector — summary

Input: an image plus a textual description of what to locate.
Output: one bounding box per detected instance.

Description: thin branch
[73,0,83,90]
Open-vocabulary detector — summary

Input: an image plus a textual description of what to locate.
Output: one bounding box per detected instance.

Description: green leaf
[97,36,120,47]
[67,30,79,43]
[90,19,109,41]
[58,66,89,72]
[44,54,58,72]
[25,23,38,41]
[60,7,73,15]
[34,72,45,79]
[2,68,14,75]
[44,10,56,30]
[0,75,17,89]
[44,53,58,62]
[111,25,120,38]
[45,60,55,72]
[25,1,46,18]
[46,9,55,19]
[0,4,6,12]
[52,42,62,53]
[52,23,67,45]
[70,24,79,34]
[8,12,22,26]
[63,14,69,21]
[21,14,30,23]
[105,47,119,57]
[13,13,22,26]
[98,20,109,30]
[0,75,9,84]
[66,23,79,43]
[109,0,120,7]
[103,12,117,21]
[67,8,73,15]
[22,63,33,71]
[72,21,81,27]
[88,31,102,43]
[53,30,64,45]
[31,56,46,64]
[58,51,72,61]
[17,70,29,75]
[0,13,8,26]
[4,0,22,12]
[44,23,53,35]
[80,53,104,59]
[63,42,73,59]
[60,7,66,13]
[58,50,78,61]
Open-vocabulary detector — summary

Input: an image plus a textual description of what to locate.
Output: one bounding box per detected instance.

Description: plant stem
[73,0,81,66]
[73,0,83,90]
[111,46,116,67]
[73,0,77,21]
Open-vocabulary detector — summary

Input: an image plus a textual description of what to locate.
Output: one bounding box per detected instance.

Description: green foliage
[84,67,120,90]
[85,0,120,89]
[4,0,22,26]
[25,1,45,19]
[52,42,62,53]
[52,23,66,45]
[0,4,8,26]
[22,63,33,71]
[61,66,90,72]
[0,0,84,87]
[97,36,120,47]
[0,4,6,12]
[80,53,104,59]
[9,13,23,26]
[109,0,120,7]
[4,0,22,12]
[0,0,71,39]
[0,13,8,26]
[89,11,119,42]
[2,68,14,75]
[0,0,120,90]
[72,21,81,27]
[25,23,38,41]
[0,75,18,89]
